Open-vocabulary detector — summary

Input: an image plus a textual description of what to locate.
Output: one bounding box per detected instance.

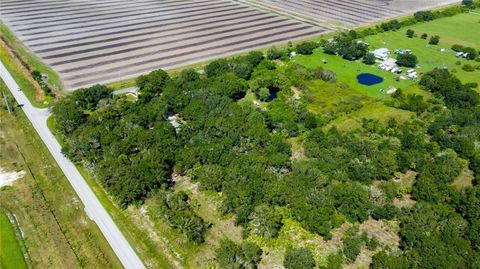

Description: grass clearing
[324,101,415,132]
[364,11,480,85]
[294,51,410,99]
[0,80,122,269]
[304,80,370,114]
[0,213,28,269]
[294,8,480,101]
[174,176,243,267]
[453,167,474,188]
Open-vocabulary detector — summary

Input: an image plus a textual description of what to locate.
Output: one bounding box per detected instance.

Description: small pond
[357,73,384,86]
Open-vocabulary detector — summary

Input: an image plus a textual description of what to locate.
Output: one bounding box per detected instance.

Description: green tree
[296,42,318,55]
[396,53,418,67]
[284,247,316,269]
[406,29,415,38]
[370,251,409,269]
[216,240,262,269]
[267,47,283,60]
[258,87,270,102]
[205,59,230,77]
[136,69,170,101]
[52,99,86,135]
[414,10,433,21]
[248,204,283,238]
[429,35,440,45]
[363,53,376,65]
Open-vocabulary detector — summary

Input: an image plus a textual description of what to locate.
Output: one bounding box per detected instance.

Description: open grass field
[0,213,28,269]
[364,8,480,85]
[295,8,480,101]
[0,80,122,269]
[294,51,413,99]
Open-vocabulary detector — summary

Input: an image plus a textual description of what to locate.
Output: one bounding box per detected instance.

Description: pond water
[269,90,278,101]
[357,73,384,86]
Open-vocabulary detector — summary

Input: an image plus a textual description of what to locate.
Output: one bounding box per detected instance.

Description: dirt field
[253,0,459,26]
[0,0,457,90]
[0,0,326,89]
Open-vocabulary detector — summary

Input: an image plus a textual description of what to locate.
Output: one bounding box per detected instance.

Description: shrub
[284,247,316,269]
[267,47,283,60]
[363,53,376,65]
[462,64,476,72]
[296,42,318,55]
[414,10,434,21]
[406,29,415,38]
[465,82,478,88]
[421,33,428,39]
[429,35,440,45]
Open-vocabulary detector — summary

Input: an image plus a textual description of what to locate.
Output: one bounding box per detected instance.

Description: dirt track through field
[0,0,457,90]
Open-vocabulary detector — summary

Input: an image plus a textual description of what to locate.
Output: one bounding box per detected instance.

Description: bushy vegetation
[52,42,480,268]
[396,53,418,67]
[283,247,316,269]
[216,240,262,269]
[323,32,369,60]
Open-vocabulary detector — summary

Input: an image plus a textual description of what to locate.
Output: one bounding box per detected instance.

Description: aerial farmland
[0,0,458,89]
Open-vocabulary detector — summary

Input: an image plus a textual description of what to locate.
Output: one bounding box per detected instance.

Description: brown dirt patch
[0,39,44,100]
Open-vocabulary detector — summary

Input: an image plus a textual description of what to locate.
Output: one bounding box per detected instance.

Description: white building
[372,48,390,60]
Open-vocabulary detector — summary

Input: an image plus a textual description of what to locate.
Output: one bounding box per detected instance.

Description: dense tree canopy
[52,44,480,268]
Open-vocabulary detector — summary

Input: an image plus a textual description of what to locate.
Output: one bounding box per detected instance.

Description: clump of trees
[52,44,480,268]
[216,240,263,268]
[283,247,316,269]
[429,35,440,45]
[414,10,434,21]
[296,41,318,55]
[150,191,210,243]
[396,53,418,67]
[323,33,369,60]
[363,53,376,65]
[380,19,401,31]
[406,29,415,38]
[452,44,478,60]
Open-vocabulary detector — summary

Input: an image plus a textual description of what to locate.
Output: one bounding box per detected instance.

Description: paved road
[0,61,145,269]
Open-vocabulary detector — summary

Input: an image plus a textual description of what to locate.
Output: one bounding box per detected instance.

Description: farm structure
[0,0,459,90]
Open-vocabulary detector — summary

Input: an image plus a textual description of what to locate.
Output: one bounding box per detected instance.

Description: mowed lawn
[0,213,28,269]
[294,9,480,99]
[365,9,480,86]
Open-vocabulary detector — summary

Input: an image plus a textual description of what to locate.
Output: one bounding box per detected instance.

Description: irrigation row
[1,0,327,89]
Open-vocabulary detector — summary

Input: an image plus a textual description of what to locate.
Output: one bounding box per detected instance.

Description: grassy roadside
[0,42,51,108]
[0,21,62,91]
[0,80,123,269]
[0,213,28,269]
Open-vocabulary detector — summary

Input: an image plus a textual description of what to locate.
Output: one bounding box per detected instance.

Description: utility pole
[3,91,12,113]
